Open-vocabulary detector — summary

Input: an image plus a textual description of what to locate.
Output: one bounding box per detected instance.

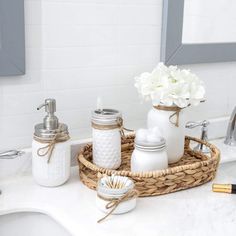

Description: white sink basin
[0,212,72,236]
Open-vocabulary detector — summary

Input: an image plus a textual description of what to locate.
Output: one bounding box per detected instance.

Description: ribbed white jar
[92,109,122,169]
[32,140,71,187]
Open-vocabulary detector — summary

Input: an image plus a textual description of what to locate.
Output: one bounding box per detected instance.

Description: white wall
[0,0,235,150]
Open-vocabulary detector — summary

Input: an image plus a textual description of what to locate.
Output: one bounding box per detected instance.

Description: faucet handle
[186,120,210,129]
[186,120,210,154]
[0,150,24,159]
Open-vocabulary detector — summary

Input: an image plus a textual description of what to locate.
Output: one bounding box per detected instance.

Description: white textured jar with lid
[92,109,122,169]
[32,98,71,187]
[131,136,168,172]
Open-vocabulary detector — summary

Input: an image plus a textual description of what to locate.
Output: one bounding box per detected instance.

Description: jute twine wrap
[153,105,182,127]
[77,134,220,197]
[34,126,70,163]
[91,117,133,138]
[154,101,206,127]
[97,189,139,223]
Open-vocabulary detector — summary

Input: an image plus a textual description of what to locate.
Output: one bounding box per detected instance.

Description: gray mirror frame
[161,0,236,65]
[0,0,25,76]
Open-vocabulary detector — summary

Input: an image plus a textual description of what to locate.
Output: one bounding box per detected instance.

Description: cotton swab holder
[96,175,137,222]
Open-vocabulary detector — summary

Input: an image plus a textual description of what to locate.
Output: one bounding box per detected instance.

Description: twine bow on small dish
[34,126,70,163]
[97,189,139,223]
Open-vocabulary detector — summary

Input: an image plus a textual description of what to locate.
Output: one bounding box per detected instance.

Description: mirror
[0,0,25,76]
[161,0,236,65]
[183,0,236,44]
[0,25,2,49]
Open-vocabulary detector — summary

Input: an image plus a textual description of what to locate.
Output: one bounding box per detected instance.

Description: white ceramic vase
[147,107,186,164]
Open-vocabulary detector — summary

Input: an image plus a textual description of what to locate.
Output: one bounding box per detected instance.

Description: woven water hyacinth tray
[78,135,220,197]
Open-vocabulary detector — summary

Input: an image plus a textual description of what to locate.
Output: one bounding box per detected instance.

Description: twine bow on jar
[154,105,183,127]
[33,126,70,163]
[116,117,134,137]
[97,189,139,223]
[154,105,182,127]
[153,101,205,127]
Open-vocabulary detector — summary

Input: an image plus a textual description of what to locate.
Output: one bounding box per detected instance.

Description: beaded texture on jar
[91,109,122,169]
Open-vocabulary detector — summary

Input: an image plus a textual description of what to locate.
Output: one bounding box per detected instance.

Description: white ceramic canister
[131,136,168,172]
[147,106,186,164]
[32,98,71,187]
[96,176,137,216]
[92,109,122,169]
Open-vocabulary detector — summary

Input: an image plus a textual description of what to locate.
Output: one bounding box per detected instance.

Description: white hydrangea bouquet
[135,63,206,164]
[135,62,205,108]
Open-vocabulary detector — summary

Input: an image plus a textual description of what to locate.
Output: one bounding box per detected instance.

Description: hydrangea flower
[134,63,205,108]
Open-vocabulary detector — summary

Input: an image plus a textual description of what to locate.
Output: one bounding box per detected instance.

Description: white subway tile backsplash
[42,2,161,26]
[43,65,155,91]
[25,26,42,48]
[0,114,40,138]
[0,135,33,150]
[42,45,160,69]
[25,49,42,70]
[0,70,43,95]
[0,0,235,152]
[41,0,162,5]
[1,92,45,116]
[24,0,42,25]
[42,25,161,47]
[44,85,138,111]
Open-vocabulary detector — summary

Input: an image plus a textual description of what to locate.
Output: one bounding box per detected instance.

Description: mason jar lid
[134,137,166,152]
[34,123,69,139]
[92,108,122,126]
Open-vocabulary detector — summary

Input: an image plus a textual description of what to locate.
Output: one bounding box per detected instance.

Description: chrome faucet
[0,150,24,195]
[0,150,24,159]
[225,106,236,146]
[185,120,211,153]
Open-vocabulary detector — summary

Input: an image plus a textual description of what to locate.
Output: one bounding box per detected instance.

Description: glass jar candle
[131,137,168,172]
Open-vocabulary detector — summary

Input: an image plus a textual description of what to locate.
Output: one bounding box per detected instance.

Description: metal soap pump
[34,98,68,139]
[37,98,59,130]
[32,98,71,187]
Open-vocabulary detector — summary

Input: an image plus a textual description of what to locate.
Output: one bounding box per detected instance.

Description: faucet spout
[0,149,24,195]
[225,106,236,146]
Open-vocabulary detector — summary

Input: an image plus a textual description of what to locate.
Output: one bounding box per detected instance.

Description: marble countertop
[1,138,236,236]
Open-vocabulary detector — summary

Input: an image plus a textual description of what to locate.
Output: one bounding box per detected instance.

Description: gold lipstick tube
[212,184,236,194]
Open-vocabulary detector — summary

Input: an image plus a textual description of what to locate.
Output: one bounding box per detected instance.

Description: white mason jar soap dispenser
[92,109,122,169]
[32,98,71,187]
